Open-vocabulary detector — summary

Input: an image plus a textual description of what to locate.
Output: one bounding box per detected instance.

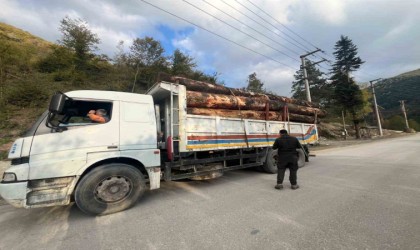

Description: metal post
[400,100,410,129]
[342,110,347,140]
[300,49,321,103]
[369,79,383,136]
[300,57,311,102]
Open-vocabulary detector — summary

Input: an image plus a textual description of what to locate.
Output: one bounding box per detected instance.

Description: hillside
[0,23,57,159]
[0,22,53,62]
[374,69,420,119]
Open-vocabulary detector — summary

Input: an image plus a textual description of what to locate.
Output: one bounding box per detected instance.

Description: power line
[157,1,335,78]
[220,0,309,53]
[139,0,298,70]
[141,0,380,85]
[201,0,301,56]
[234,0,313,52]
[225,0,383,83]
[245,0,319,50]
[234,0,332,69]
[182,0,299,62]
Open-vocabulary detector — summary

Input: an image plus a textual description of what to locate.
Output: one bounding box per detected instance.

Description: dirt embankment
[312,122,416,151]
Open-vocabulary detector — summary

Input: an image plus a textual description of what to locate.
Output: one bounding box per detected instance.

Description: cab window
[51,100,112,127]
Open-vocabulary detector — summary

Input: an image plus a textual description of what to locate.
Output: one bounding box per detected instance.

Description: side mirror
[49,92,71,114]
[46,92,72,129]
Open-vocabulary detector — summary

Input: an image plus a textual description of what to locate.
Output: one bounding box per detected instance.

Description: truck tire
[263,148,278,174]
[297,149,306,168]
[303,145,309,162]
[75,163,146,215]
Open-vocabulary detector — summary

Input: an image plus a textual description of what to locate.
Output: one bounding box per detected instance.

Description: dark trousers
[277,155,298,185]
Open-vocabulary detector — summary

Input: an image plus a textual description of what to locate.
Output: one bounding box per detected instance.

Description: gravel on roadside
[310,131,416,151]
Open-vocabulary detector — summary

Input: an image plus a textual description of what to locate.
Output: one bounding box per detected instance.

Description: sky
[1,0,420,96]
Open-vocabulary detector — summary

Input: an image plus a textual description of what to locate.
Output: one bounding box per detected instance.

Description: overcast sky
[1,0,419,96]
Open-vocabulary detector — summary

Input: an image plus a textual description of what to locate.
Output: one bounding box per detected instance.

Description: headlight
[2,173,17,182]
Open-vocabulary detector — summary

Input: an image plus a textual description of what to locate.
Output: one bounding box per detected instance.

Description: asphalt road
[1,134,419,249]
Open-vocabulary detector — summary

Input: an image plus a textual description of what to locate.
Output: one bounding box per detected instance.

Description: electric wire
[220,0,310,53]
[229,0,332,69]
[142,0,382,85]
[234,0,313,52]
[238,0,332,64]
[140,0,298,70]
[182,0,299,62]
[246,0,320,50]
[201,0,301,56]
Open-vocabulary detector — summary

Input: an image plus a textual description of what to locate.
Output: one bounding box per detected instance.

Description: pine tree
[291,59,331,106]
[246,72,264,93]
[330,35,365,139]
[171,49,196,76]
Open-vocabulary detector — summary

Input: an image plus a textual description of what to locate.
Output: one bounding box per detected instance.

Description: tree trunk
[186,91,326,117]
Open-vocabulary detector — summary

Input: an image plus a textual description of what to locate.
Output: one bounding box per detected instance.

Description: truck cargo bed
[147,81,318,153]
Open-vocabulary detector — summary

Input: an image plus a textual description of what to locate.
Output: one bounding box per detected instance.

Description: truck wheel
[303,145,309,162]
[75,163,146,215]
[263,149,278,174]
[297,149,306,168]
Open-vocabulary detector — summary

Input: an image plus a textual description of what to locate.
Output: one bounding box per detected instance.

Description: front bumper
[0,176,78,208]
[0,181,28,208]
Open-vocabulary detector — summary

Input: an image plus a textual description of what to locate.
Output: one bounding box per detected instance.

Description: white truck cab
[0,90,161,214]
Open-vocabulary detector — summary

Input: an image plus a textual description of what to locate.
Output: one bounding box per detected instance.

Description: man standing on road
[272,129,302,190]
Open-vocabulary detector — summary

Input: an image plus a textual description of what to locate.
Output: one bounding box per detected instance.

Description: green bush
[53,70,73,81]
[6,83,49,108]
[408,119,420,131]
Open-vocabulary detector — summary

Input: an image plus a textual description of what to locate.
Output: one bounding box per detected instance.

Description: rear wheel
[75,163,146,215]
[263,149,278,174]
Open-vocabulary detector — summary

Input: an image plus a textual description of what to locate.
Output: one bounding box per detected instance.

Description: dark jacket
[272,134,302,158]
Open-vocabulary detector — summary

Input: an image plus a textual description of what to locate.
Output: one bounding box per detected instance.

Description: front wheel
[263,149,278,174]
[75,163,146,215]
[297,149,306,168]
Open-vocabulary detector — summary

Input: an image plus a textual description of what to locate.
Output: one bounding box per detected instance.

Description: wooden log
[187,108,282,121]
[187,108,320,124]
[187,90,268,110]
[186,91,326,117]
[289,113,319,124]
[163,75,321,108]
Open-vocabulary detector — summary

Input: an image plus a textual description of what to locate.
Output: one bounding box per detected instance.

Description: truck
[0,80,319,215]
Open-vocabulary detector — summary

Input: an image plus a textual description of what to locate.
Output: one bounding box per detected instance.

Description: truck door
[119,101,157,150]
[28,100,119,180]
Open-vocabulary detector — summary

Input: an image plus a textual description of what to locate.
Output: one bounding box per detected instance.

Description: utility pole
[369,78,383,136]
[399,100,410,130]
[300,49,321,102]
[342,110,347,140]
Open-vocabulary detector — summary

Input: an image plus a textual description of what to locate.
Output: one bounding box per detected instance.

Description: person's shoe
[291,184,300,190]
[275,184,283,189]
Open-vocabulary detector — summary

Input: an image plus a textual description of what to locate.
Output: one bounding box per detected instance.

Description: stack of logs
[163,76,326,124]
